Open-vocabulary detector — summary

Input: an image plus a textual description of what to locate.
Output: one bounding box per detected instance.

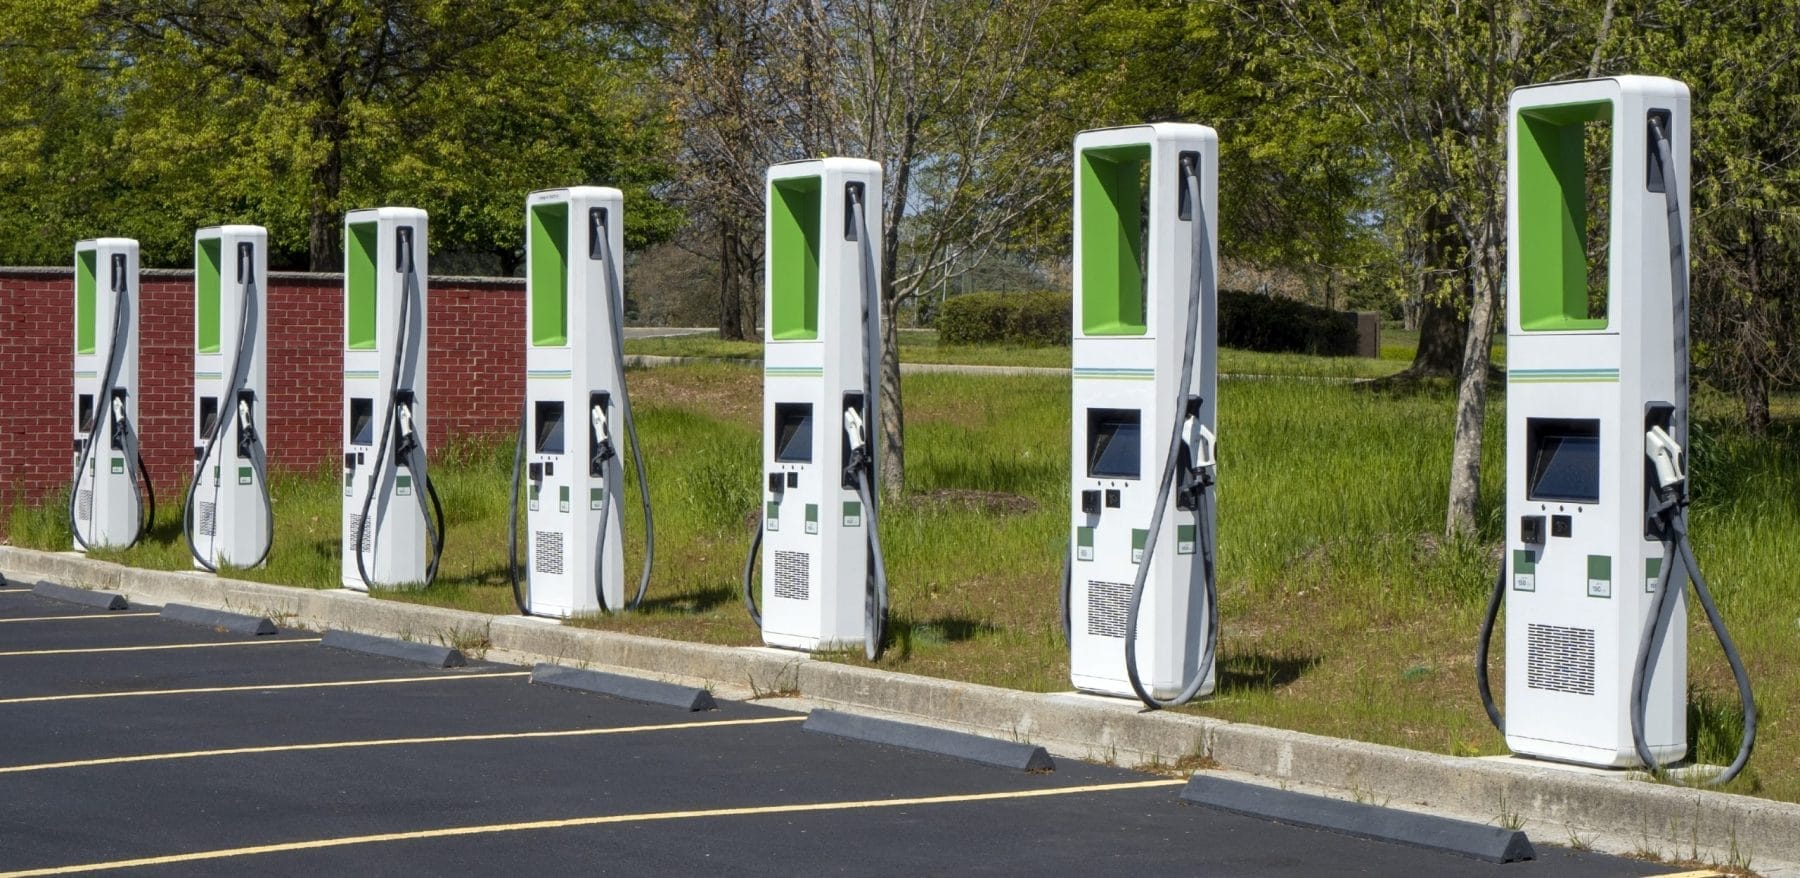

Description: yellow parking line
[0,614,158,624]
[0,638,321,658]
[0,671,530,705]
[0,778,1185,876]
[1653,872,1725,878]
[0,715,804,775]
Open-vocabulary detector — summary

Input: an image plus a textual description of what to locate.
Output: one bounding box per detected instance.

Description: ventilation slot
[1086,579,1132,638]
[534,530,565,576]
[1527,623,1596,695]
[346,513,374,554]
[197,501,216,537]
[774,550,810,601]
[77,490,92,522]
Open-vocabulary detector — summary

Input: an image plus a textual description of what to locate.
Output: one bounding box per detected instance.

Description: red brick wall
[2,267,524,503]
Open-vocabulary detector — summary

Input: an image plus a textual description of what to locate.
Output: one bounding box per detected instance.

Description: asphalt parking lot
[0,578,1697,876]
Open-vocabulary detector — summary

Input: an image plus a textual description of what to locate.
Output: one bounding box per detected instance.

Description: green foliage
[1219,290,1359,357]
[936,291,1070,347]
[0,1,679,270]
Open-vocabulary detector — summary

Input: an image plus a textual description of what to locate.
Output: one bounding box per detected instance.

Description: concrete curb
[3,545,1793,873]
[160,603,278,636]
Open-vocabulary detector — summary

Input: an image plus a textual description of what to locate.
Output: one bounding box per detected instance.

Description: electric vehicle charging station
[741,158,890,658]
[1066,124,1220,709]
[1477,76,1755,782]
[182,225,272,571]
[508,186,654,618]
[70,237,151,551]
[342,207,444,590]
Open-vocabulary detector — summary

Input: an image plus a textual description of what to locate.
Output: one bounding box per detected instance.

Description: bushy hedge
[1217,289,1359,356]
[937,291,1072,347]
[936,288,1358,356]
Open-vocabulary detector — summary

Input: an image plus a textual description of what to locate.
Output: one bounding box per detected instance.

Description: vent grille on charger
[1527,623,1596,696]
[1086,579,1132,638]
[197,501,216,537]
[77,490,92,522]
[534,530,565,576]
[346,513,375,554]
[774,550,810,601]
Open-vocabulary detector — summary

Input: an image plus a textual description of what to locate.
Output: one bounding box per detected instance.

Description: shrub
[937,291,1072,347]
[936,288,1358,356]
[1217,289,1359,356]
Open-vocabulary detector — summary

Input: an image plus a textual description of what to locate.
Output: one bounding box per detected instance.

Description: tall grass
[624,329,1408,378]
[8,360,1795,801]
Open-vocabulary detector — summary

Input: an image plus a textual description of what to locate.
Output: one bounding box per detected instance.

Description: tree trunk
[1410,294,1468,376]
[877,126,919,499]
[1741,365,1771,435]
[1445,229,1501,537]
[718,218,747,341]
[878,295,905,501]
[1402,207,1465,377]
[306,136,343,271]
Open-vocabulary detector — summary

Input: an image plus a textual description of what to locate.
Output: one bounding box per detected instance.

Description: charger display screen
[535,400,565,454]
[774,403,813,463]
[349,398,374,446]
[1527,418,1600,504]
[1087,408,1141,479]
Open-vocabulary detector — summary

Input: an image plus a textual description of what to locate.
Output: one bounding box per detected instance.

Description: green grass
[628,329,1407,378]
[10,356,1795,802]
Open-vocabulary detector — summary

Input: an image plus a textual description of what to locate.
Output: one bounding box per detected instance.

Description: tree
[1243,0,1615,535]
[661,0,1070,495]
[657,0,815,340]
[828,0,1068,494]
[42,0,678,269]
[1618,1,1800,433]
[0,1,138,264]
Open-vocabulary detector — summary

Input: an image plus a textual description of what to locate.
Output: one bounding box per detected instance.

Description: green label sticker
[1586,554,1611,598]
[238,466,252,486]
[529,483,539,510]
[1176,524,1196,555]
[559,485,570,513]
[805,503,819,535]
[1130,529,1147,564]
[765,500,779,531]
[344,472,354,495]
[590,487,603,510]
[1512,549,1537,592]
[396,474,412,496]
[1645,557,1661,594]
[1076,527,1094,561]
[843,500,862,528]
[111,457,124,475]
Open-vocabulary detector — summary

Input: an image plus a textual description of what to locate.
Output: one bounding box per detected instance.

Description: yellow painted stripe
[0,614,158,624]
[1652,871,1725,878]
[0,638,321,658]
[0,716,804,775]
[0,779,1184,876]
[0,671,530,706]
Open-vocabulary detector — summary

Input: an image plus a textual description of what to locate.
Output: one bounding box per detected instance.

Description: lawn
[10,359,1795,803]
[626,329,1408,379]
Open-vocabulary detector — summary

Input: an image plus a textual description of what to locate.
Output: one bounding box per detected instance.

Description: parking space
[0,579,1690,876]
